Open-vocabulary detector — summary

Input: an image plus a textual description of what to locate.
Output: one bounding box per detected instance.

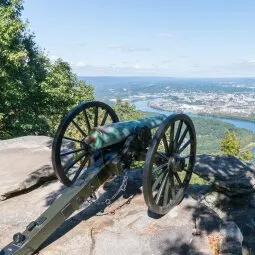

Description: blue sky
[23,0,255,77]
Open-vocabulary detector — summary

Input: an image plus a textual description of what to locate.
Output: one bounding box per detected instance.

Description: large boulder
[0,136,55,200]
[194,154,255,196]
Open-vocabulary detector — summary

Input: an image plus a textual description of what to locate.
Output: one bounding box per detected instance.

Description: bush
[220,130,240,156]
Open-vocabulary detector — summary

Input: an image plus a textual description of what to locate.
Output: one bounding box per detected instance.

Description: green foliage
[41,59,94,134]
[240,150,254,161]
[191,117,255,154]
[113,99,146,121]
[0,0,94,138]
[220,130,240,156]
[220,130,254,161]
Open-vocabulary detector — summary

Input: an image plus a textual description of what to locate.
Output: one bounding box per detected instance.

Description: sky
[23,0,255,77]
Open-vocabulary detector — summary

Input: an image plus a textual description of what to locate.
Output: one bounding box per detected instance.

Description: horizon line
[78,75,255,79]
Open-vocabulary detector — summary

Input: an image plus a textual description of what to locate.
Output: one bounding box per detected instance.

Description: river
[134,100,255,154]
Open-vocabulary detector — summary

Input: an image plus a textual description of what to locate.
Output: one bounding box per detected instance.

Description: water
[134,100,255,155]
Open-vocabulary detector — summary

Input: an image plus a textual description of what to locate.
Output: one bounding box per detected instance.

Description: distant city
[148,91,255,118]
[81,77,255,121]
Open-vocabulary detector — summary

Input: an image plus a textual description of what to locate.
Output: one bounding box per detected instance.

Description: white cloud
[108,44,122,49]
[161,60,172,64]
[76,61,87,67]
[72,62,166,75]
[157,33,174,38]
[108,44,151,52]
[179,55,188,59]
[78,43,87,47]
[133,64,141,69]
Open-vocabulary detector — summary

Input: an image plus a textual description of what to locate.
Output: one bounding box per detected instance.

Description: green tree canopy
[220,130,240,156]
[0,0,94,138]
[113,99,146,121]
[220,130,254,161]
[240,150,254,161]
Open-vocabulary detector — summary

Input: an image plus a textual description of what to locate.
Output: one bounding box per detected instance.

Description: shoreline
[240,142,255,153]
[148,104,255,124]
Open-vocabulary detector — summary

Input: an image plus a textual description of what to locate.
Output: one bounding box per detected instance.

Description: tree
[41,59,94,134]
[220,130,240,156]
[113,99,146,121]
[0,0,94,138]
[240,150,254,161]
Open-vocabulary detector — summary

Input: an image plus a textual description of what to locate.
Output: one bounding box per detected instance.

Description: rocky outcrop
[0,136,55,200]
[189,185,255,253]
[0,169,220,255]
[195,154,255,196]
[0,135,52,150]
[1,136,255,254]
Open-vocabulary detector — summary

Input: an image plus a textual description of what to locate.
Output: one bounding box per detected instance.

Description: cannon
[1,101,196,255]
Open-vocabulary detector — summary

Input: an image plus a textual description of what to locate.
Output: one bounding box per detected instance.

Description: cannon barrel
[85,114,167,150]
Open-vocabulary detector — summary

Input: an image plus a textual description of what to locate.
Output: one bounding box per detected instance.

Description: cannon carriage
[1,100,196,255]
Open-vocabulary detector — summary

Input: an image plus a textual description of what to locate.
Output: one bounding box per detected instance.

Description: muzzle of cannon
[1,101,196,255]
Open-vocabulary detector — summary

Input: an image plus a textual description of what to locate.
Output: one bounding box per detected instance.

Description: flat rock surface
[0,170,222,255]
[0,136,52,150]
[0,136,54,200]
[194,154,255,196]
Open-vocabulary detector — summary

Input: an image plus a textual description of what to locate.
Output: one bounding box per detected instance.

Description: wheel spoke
[72,120,87,137]
[71,154,90,183]
[177,139,191,154]
[101,111,109,126]
[63,136,82,143]
[180,154,193,159]
[94,106,98,127]
[155,152,169,162]
[64,151,89,173]
[155,172,169,205]
[83,109,91,132]
[60,148,85,157]
[176,126,189,149]
[163,177,170,206]
[162,134,169,154]
[174,172,182,186]
[152,163,168,175]
[174,120,183,145]
[169,123,175,153]
[152,168,167,191]
[169,170,175,200]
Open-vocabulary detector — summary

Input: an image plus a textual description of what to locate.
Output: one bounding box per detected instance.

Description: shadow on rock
[192,154,255,254]
[39,169,143,251]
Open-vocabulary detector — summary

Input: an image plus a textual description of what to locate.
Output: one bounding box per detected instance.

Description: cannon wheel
[143,114,196,215]
[52,101,119,186]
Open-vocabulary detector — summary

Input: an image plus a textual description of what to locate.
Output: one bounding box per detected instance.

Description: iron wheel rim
[52,101,119,186]
[143,114,196,215]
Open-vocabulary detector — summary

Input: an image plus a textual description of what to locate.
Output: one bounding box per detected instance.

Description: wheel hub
[168,154,185,172]
[81,138,92,151]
